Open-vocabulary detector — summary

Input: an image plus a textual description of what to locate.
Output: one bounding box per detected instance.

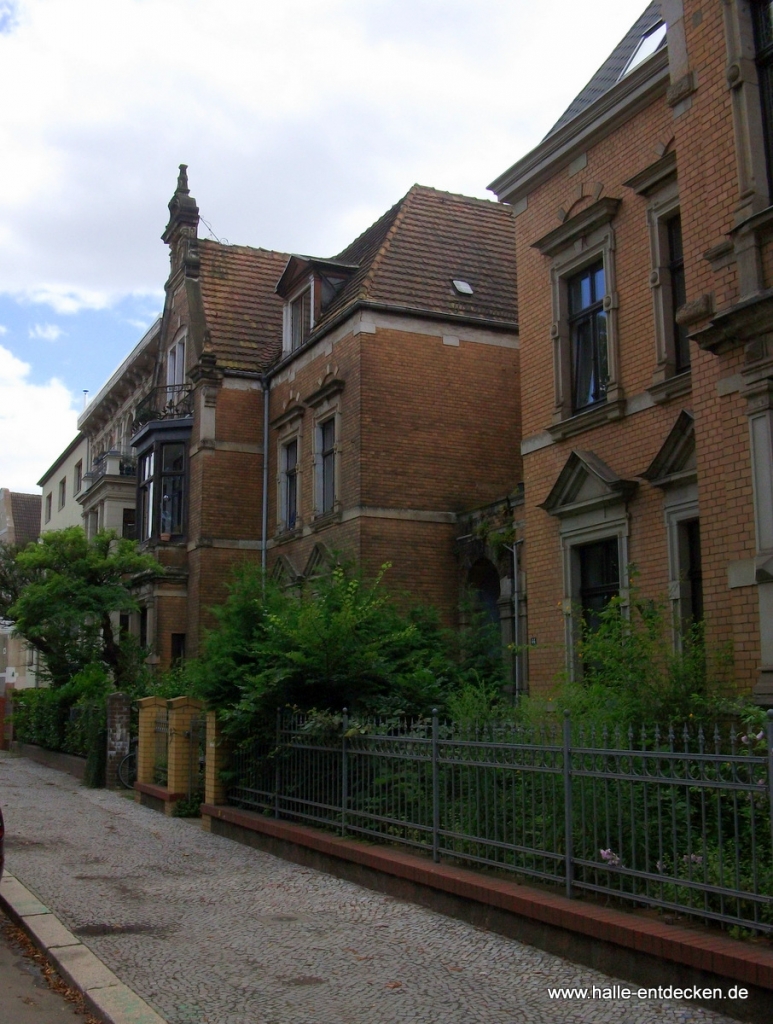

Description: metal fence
[187,716,207,799]
[227,709,773,934]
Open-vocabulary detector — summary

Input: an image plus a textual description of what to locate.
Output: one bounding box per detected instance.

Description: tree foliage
[0,527,161,688]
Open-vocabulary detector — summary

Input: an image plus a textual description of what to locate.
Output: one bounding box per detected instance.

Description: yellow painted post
[136,696,168,788]
[167,696,204,808]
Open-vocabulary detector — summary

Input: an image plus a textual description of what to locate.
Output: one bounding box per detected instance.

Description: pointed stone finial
[177,164,190,195]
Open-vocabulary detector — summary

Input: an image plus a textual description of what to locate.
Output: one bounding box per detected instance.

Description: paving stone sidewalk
[0,752,739,1024]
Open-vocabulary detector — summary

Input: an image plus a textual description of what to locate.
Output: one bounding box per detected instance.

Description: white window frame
[166,332,187,391]
[282,277,315,355]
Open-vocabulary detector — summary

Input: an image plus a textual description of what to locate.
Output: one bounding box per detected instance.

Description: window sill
[547,399,626,441]
[309,509,342,532]
[648,370,692,405]
[274,525,303,543]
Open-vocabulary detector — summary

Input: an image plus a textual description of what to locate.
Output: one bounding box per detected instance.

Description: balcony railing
[90,448,137,483]
[133,385,194,431]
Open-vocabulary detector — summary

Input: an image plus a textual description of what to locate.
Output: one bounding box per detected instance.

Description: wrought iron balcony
[133,385,194,431]
[90,448,137,483]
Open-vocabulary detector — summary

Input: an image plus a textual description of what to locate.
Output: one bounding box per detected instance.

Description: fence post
[105,692,131,790]
[274,707,281,820]
[204,711,229,807]
[432,708,440,863]
[167,696,204,811]
[767,710,773,859]
[136,696,167,786]
[341,708,348,837]
[563,710,573,899]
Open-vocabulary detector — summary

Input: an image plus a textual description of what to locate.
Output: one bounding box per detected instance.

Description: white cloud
[28,322,63,341]
[0,0,649,299]
[0,344,78,491]
[0,324,7,335]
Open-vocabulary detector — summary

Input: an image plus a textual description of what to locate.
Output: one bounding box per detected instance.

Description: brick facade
[490,0,773,703]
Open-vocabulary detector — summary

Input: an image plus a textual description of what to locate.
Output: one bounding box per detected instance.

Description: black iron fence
[226,710,773,934]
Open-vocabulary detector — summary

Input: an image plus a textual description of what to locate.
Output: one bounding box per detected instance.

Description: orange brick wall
[513,2,760,695]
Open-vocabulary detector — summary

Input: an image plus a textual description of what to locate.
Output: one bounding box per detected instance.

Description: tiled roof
[545,3,663,139]
[10,492,41,545]
[312,185,517,334]
[198,241,291,372]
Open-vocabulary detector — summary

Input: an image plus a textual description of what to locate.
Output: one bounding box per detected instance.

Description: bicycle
[117,737,138,789]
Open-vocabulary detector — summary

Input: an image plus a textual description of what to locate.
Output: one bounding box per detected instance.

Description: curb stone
[0,874,167,1024]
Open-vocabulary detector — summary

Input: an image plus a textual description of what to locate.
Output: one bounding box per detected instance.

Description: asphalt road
[0,911,87,1023]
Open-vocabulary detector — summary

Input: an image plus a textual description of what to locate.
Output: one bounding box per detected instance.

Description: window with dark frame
[171,633,186,665]
[122,507,136,540]
[73,460,83,495]
[137,443,186,542]
[320,418,335,514]
[678,518,704,627]
[753,1,773,191]
[569,261,608,412]
[160,443,185,537]
[283,439,298,529]
[290,289,311,351]
[44,493,52,523]
[58,477,66,510]
[667,214,690,373]
[577,538,620,633]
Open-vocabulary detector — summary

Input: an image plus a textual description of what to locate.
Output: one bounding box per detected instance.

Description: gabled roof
[540,450,638,518]
[281,185,517,345]
[545,3,664,138]
[198,241,291,372]
[642,410,696,487]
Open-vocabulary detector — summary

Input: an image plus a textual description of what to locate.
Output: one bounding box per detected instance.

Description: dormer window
[290,287,312,351]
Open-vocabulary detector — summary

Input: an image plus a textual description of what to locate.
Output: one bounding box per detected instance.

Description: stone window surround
[638,171,693,401]
[533,198,624,439]
[166,328,187,388]
[559,510,631,682]
[662,487,701,647]
[273,405,304,537]
[305,380,344,523]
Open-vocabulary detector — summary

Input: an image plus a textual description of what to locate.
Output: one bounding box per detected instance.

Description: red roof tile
[197,241,290,372]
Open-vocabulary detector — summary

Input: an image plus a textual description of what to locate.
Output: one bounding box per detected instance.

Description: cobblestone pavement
[0,753,739,1024]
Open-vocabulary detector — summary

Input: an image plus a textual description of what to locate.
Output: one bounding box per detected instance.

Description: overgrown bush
[514,583,759,731]
[182,560,507,739]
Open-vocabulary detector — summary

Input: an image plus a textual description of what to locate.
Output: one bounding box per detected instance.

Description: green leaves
[2,527,162,688]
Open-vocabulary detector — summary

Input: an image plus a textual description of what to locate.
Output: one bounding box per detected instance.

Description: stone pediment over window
[304,542,333,578]
[532,198,621,257]
[540,450,637,518]
[642,410,696,488]
[271,555,300,586]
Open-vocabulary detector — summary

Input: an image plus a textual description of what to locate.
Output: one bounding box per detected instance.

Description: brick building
[489,0,773,704]
[127,169,519,667]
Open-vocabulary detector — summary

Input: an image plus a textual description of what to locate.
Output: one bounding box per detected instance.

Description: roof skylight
[452,279,474,295]
[619,21,667,80]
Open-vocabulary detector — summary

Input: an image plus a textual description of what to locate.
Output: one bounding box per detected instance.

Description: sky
[0,0,651,493]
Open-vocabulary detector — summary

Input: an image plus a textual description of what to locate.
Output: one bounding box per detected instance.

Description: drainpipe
[261,375,270,587]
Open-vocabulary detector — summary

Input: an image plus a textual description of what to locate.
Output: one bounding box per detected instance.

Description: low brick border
[134,781,186,816]
[10,742,86,781]
[202,802,773,1024]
